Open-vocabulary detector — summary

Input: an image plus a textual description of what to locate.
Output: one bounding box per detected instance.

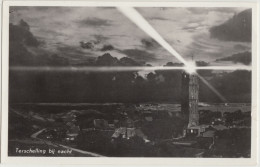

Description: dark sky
[8,7,252,103]
[9,7,252,66]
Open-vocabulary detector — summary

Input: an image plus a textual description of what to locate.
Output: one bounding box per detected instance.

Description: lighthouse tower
[187,73,199,127]
[181,55,200,132]
[181,71,199,127]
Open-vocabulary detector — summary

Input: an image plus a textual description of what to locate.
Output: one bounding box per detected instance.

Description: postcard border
[1,0,259,165]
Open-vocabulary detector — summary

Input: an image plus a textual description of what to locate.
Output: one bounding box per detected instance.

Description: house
[185,125,209,137]
[65,125,80,141]
[111,127,150,143]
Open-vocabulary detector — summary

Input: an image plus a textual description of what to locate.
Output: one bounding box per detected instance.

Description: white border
[1,0,259,165]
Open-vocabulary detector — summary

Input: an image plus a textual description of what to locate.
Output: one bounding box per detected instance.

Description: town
[9,71,251,157]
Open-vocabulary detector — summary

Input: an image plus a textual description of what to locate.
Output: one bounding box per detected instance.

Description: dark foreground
[8,103,251,157]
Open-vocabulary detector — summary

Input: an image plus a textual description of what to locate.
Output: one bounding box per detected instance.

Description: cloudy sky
[10,6,251,66]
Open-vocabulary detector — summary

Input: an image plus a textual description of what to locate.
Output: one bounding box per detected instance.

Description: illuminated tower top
[181,56,199,128]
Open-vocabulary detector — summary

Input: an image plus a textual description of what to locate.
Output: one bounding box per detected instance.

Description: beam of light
[185,61,196,74]
[9,66,252,72]
[116,6,251,103]
[9,7,251,104]
[116,7,252,72]
[197,73,228,102]
[9,66,186,72]
[117,7,189,67]
[192,66,252,71]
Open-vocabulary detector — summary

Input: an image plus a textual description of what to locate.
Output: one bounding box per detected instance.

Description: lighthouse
[181,71,199,127]
[180,59,201,137]
[187,73,199,127]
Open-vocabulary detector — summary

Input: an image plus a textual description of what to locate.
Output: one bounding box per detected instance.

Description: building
[181,71,201,136]
[188,73,199,127]
[181,72,199,127]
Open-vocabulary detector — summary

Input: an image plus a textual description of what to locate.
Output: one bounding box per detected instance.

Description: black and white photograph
[1,1,259,165]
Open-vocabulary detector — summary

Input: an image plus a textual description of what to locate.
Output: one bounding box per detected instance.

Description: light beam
[116,7,249,102]
[9,66,252,72]
[117,7,189,67]
[197,73,228,102]
[9,7,251,104]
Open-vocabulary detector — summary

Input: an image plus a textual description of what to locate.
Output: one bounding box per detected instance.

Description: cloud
[182,29,252,65]
[79,35,110,50]
[119,57,142,66]
[56,45,95,61]
[9,20,49,66]
[77,17,112,27]
[95,53,119,66]
[10,19,40,47]
[10,7,252,66]
[100,44,114,51]
[149,16,171,21]
[92,35,109,43]
[35,28,65,39]
[57,45,85,55]
[187,7,245,15]
[182,22,206,32]
[9,20,69,66]
[141,38,160,49]
[216,51,251,65]
[164,62,184,67]
[95,53,142,66]
[209,9,252,42]
[119,49,157,63]
[79,41,94,49]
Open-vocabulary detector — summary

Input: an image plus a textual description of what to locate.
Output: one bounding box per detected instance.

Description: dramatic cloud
[95,53,119,66]
[9,20,97,66]
[100,44,114,51]
[9,20,42,66]
[209,9,252,42]
[95,53,142,66]
[10,19,40,47]
[10,7,251,66]
[183,30,252,65]
[119,57,142,66]
[138,7,250,65]
[79,41,94,49]
[9,7,253,104]
[141,38,160,49]
[120,49,157,63]
[216,51,251,65]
